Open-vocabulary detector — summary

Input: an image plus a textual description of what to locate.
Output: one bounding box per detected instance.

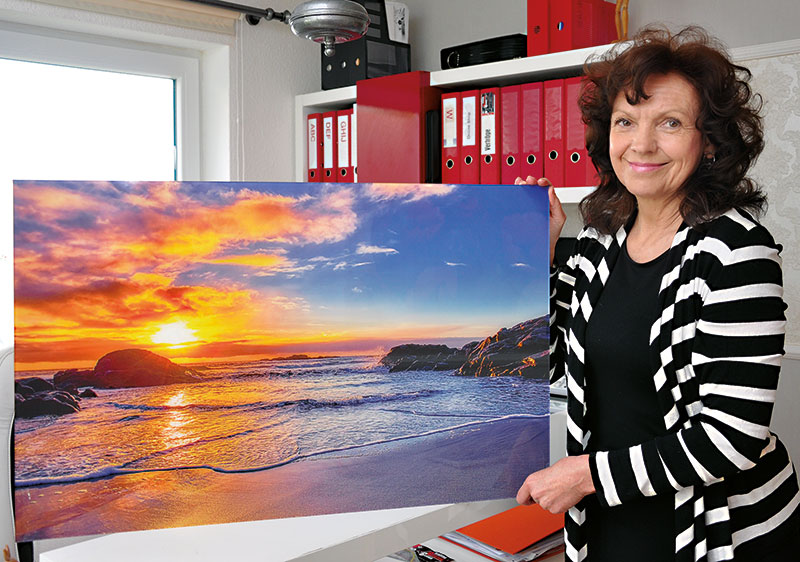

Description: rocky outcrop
[53,349,200,390]
[379,344,469,373]
[267,354,338,361]
[379,316,549,379]
[93,349,201,388]
[15,377,54,396]
[456,317,549,379]
[52,369,95,390]
[17,349,200,418]
[15,376,80,418]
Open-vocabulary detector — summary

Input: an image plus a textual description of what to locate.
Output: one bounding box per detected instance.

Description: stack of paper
[442,504,564,562]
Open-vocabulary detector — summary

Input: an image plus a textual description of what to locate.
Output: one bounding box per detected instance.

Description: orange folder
[526,0,550,56]
[337,108,354,182]
[480,87,501,184]
[460,89,480,184]
[521,81,544,180]
[322,110,338,182]
[564,77,587,187]
[441,91,461,184]
[356,71,441,183]
[543,78,565,187]
[597,0,618,44]
[306,112,323,182]
[550,0,593,54]
[500,84,522,185]
[455,504,564,555]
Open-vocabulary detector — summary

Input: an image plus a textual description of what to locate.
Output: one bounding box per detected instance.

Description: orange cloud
[366,182,456,202]
[14,182,359,283]
[11,182,373,368]
[206,253,288,268]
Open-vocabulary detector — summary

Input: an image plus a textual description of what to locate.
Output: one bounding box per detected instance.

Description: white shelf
[295,85,356,109]
[294,43,620,185]
[430,42,617,88]
[556,186,595,203]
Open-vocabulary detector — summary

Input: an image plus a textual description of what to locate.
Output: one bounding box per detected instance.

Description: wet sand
[15,415,549,541]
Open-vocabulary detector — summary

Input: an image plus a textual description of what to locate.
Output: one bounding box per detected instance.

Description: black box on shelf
[440,33,527,70]
[321,0,411,90]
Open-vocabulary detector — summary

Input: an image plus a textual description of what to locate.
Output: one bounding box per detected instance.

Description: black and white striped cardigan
[550,208,800,561]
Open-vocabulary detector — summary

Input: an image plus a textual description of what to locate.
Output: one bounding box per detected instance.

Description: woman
[515,26,800,561]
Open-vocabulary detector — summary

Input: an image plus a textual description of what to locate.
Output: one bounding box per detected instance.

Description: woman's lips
[628,161,665,172]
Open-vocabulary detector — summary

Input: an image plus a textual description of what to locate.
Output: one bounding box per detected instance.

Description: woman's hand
[514,176,566,264]
[516,455,595,514]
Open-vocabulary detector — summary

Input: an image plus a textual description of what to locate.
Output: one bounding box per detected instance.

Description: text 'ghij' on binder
[308,105,357,183]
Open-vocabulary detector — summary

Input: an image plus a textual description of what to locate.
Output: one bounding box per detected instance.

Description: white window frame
[0,21,201,179]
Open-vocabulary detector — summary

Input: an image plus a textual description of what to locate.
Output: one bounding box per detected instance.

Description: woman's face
[609,72,710,207]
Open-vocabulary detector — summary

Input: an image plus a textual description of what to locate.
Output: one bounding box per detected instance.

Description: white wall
[773,351,800,463]
[402,0,527,72]
[235,15,319,181]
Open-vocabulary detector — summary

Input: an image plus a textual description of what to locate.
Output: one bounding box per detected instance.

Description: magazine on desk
[442,530,564,562]
[441,503,565,562]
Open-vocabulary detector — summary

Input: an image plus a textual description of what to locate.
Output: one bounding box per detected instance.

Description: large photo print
[13,180,550,540]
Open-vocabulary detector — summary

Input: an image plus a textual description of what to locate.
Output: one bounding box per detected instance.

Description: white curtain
[34,0,241,34]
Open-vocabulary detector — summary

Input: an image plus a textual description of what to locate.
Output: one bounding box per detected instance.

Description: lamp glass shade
[288,0,370,47]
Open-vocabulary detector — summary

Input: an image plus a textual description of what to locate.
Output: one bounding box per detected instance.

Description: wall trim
[785,345,800,360]
[732,39,800,62]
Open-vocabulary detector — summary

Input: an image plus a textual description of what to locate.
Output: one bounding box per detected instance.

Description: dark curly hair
[578,25,766,234]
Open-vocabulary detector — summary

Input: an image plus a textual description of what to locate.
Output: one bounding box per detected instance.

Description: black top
[583,241,674,562]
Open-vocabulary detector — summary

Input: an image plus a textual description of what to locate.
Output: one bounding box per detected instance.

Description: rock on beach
[54,349,201,390]
[17,349,201,418]
[380,316,550,379]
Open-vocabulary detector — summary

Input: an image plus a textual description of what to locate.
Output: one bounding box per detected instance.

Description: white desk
[375,537,565,562]
[37,501,515,562]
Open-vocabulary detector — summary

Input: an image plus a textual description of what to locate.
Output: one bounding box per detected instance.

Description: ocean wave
[378,408,498,419]
[105,389,442,416]
[14,413,547,489]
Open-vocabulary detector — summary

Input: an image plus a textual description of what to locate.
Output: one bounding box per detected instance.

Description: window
[0,58,177,181]
[0,22,203,348]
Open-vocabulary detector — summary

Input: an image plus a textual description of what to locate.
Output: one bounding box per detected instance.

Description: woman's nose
[630,126,657,153]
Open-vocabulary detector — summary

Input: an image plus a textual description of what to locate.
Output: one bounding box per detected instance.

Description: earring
[702,153,716,168]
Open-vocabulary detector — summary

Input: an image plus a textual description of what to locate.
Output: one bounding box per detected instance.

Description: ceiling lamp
[184,0,370,56]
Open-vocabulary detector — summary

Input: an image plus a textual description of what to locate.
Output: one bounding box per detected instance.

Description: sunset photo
[13,180,551,540]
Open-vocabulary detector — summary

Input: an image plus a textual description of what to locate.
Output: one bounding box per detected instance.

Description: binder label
[308,118,318,169]
[338,114,350,168]
[462,95,476,147]
[481,92,497,156]
[443,97,458,149]
[351,105,357,168]
[323,115,334,168]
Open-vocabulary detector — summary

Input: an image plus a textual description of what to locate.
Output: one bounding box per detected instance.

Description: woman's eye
[664,118,681,128]
[613,117,631,127]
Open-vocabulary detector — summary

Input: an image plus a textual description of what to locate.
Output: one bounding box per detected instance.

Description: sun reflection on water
[160,390,194,450]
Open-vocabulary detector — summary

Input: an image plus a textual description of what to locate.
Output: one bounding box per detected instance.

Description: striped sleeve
[549,265,573,384]
[589,222,787,508]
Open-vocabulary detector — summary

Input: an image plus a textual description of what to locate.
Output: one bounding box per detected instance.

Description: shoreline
[15,415,549,541]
